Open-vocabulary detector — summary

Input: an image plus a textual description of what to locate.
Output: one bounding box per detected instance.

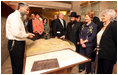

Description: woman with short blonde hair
[79,13,97,74]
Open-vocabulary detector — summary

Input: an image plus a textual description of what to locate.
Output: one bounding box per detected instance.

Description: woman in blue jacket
[79,13,97,74]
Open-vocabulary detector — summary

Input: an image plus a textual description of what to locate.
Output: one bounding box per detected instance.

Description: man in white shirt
[6,3,34,74]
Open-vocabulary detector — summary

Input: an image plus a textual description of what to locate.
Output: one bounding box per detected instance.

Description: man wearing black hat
[66,12,81,52]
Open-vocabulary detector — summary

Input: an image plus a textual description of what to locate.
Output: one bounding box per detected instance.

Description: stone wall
[71,1,117,21]
[1,17,9,66]
[1,2,14,66]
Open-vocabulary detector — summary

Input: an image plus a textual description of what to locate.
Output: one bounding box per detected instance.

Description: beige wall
[1,16,9,65]
[72,1,82,15]
[1,2,14,66]
[99,1,117,17]
[71,1,117,21]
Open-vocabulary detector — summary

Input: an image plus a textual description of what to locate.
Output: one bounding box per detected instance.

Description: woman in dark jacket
[79,13,97,74]
[97,9,117,74]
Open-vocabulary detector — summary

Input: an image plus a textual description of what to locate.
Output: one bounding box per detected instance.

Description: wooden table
[23,48,91,74]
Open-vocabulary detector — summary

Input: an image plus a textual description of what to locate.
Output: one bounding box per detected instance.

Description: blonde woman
[79,13,97,74]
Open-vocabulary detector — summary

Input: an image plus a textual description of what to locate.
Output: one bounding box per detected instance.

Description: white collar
[15,10,21,17]
[59,18,63,21]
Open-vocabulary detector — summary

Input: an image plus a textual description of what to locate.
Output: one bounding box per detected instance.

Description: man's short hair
[17,3,28,10]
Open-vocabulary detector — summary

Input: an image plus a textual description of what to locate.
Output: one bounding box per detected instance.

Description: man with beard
[66,12,81,52]
[6,3,35,74]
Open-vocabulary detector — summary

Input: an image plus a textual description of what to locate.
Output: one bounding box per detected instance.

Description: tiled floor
[1,56,117,74]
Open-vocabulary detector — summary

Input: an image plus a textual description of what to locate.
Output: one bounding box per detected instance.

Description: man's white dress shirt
[59,18,64,28]
[6,10,28,41]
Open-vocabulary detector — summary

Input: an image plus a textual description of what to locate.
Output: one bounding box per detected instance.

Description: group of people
[6,2,117,74]
[27,13,50,40]
[50,12,98,74]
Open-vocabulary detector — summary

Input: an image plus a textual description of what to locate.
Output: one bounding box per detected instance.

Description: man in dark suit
[75,15,83,53]
[27,13,35,33]
[75,15,83,27]
[66,12,81,52]
[53,13,66,39]
[90,11,100,24]
[50,15,58,37]
[90,11,102,31]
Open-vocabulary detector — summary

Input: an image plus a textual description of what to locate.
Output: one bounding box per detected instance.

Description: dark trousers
[76,44,80,53]
[8,40,25,74]
[97,59,114,74]
[79,46,93,73]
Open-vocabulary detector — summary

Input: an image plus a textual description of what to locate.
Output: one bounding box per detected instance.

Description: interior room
[1,1,117,74]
